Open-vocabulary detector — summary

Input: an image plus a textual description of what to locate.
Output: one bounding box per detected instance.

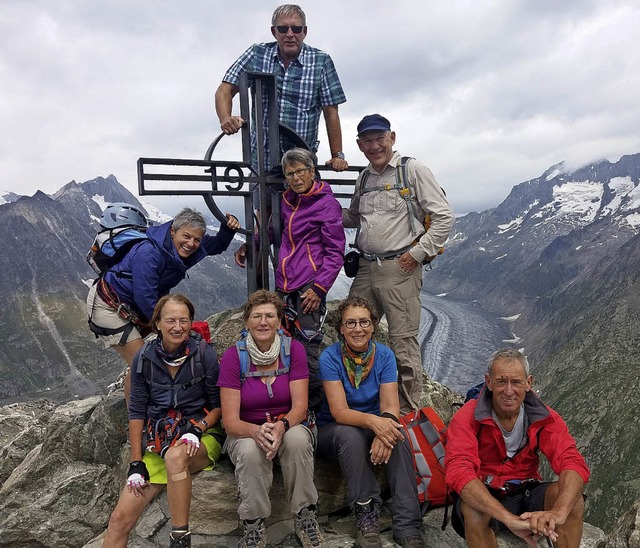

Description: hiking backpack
[136,335,210,393]
[86,203,149,276]
[464,382,486,403]
[349,157,445,263]
[399,406,450,511]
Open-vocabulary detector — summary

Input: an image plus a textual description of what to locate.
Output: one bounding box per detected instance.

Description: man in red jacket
[445,349,589,548]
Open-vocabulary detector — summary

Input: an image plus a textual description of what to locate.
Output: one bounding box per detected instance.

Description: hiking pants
[225,425,318,520]
[277,286,325,411]
[316,422,422,539]
[349,257,424,413]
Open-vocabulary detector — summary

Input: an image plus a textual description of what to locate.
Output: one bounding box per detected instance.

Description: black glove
[186,424,204,440]
[127,460,150,482]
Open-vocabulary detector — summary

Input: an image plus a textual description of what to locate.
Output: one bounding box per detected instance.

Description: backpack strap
[348,169,370,253]
[180,337,209,391]
[396,156,422,237]
[137,337,207,392]
[136,339,154,375]
[236,329,292,398]
[350,157,422,253]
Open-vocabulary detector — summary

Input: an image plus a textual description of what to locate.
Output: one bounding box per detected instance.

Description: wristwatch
[279,417,291,431]
[332,151,345,160]
[199,418,209,430]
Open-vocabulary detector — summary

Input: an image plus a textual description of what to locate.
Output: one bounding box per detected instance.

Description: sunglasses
[274,25,304,34]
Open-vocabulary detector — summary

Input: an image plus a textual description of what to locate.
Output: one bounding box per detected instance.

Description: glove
[126,460,149,488]
[188,423,204,440]
[180,423,203,447]
[179,432,200,449]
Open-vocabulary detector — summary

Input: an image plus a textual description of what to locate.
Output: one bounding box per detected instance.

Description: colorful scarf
[156,339,190,368]
[341,340,376,388]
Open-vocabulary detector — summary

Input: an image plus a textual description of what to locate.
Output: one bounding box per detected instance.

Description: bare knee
[164,444,190,476]
[107,502,138,536]
[461,501,498,548]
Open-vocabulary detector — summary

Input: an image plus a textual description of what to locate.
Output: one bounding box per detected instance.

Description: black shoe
[393,534,425,547]
[354,500,381,548]
[169,530,191,548]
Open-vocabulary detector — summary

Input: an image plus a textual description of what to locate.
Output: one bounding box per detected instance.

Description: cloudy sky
[2,0,639,215]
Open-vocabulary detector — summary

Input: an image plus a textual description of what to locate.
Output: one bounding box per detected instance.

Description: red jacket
[445,388,590,495]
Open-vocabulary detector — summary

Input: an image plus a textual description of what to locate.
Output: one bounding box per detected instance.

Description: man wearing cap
[342,114,454,413]
[215,4,348,172]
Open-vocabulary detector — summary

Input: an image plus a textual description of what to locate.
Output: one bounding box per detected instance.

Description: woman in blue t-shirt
[316,296,425,548]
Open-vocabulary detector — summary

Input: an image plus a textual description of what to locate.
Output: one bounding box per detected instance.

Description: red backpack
[399,406,450,511]
[191,321,211,342]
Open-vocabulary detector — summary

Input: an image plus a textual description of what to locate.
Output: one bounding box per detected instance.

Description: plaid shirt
[223,41,346,169]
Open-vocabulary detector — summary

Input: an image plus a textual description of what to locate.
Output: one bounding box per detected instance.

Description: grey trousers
[349,257,424,414]
[225,425,318,520]
[316,422,423,538]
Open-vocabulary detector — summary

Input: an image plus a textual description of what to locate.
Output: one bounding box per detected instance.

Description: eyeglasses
[274,25,304,34]
[284,167,311,180]
[161,318,191,327]
[342,319,373,329]
[249,313,279,322]
[358,134,389,147]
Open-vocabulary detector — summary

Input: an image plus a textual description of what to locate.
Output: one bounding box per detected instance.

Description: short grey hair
[281,147,316,171]
[488,348,530,376]
[172,208,207,233]
[271,4,306,25]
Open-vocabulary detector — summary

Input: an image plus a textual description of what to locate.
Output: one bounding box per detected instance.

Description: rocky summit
[0,306,609,548]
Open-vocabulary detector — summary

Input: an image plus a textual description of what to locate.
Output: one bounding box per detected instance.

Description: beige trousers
[225,425,318,520]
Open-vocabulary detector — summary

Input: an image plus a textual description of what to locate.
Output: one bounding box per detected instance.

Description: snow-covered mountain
[428,153,640,313]
[426,152,640,529]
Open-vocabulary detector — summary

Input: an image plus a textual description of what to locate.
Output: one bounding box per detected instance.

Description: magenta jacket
[277,179,345,296]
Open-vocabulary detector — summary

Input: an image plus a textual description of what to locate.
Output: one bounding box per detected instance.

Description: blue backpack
[87,226,148,276]
[465,382,486,402]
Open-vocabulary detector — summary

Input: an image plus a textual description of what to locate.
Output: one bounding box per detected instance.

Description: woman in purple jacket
[235,148,345,411]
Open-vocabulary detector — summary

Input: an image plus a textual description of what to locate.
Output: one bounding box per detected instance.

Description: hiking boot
[294,505,324,547]
[354,500,381,548]
[393,534,426,547]
[238,518,267,548]
[169,530,191,548]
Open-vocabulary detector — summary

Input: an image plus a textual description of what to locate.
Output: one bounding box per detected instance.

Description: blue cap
[357,114,391,136]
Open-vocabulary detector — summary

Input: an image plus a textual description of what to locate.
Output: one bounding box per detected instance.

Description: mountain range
[2,152,640,531]
[426,152,640,528]
[0,175,245,403]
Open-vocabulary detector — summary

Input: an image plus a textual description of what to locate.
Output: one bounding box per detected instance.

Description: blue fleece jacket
[104,219,235,321]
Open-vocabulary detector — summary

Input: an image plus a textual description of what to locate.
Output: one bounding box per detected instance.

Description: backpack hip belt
[483,476,541,497]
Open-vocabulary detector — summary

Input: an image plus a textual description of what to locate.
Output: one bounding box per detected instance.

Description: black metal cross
[138,72,362,296]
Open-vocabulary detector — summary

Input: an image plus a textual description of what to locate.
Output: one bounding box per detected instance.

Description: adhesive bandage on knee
[171,470,188,482]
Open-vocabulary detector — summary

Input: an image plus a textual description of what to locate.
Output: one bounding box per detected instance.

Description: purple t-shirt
[218,339,309,424]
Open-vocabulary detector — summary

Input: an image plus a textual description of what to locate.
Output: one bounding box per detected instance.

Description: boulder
[0,304,607,547]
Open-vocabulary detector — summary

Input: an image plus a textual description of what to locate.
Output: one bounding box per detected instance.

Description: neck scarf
[246,332,281,366]
[341,340,376,388]
[156,339,190,368]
